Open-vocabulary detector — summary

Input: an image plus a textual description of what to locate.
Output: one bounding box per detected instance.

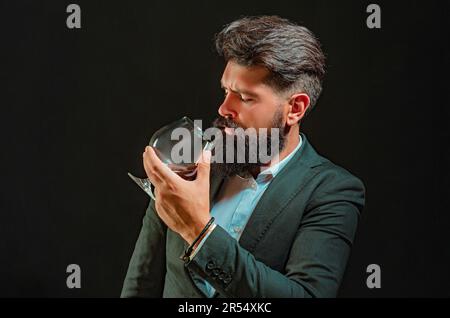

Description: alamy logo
[366,264,381,289]
[66,264,81,289]
[366,4,381,29]
[66,4,81,29]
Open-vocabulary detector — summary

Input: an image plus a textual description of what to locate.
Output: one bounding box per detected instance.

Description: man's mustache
[211,117,243,130]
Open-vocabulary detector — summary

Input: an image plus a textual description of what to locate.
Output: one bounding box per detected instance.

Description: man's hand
[143,146,212,245]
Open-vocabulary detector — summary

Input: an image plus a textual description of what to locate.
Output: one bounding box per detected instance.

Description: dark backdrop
[1,0,449,297]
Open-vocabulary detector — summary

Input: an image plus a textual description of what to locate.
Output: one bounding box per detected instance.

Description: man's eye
[240,96,253,103]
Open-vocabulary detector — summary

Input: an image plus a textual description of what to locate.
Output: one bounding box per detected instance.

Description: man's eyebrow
[220,81,258,97]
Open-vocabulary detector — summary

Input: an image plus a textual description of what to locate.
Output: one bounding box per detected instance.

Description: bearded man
[121,15,365,298]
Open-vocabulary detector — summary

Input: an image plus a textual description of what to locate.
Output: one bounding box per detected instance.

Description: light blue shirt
[193,135,303,297]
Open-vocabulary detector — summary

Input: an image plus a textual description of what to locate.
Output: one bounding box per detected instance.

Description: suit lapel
[238,134,325,253]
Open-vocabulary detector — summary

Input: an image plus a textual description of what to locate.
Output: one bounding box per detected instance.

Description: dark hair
[215,15,326,115]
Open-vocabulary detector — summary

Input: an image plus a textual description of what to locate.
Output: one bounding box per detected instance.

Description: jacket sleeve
[185,172,365,298]
[120,202,167,297]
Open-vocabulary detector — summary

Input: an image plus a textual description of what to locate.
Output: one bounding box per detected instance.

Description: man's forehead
[220,60,270,89]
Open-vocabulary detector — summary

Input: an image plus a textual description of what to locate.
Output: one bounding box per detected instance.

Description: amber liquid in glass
[168,163,198,181]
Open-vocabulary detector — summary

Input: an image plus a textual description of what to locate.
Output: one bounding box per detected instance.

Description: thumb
[196,150,211,182]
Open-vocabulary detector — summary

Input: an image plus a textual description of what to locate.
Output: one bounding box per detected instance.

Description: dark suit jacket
[121,134,365,298]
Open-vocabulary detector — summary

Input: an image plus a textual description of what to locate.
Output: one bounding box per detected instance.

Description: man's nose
[218,95,237,119]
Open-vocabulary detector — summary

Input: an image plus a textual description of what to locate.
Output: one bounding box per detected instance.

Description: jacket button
[223,275,232,284]
[218,272,227,280]
[206,261,215,271]
[212,268,221,277]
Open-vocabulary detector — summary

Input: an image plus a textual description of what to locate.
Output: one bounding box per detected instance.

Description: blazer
[120,134,365,298]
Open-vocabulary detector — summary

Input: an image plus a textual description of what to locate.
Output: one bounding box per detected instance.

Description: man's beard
[210,108,287,178]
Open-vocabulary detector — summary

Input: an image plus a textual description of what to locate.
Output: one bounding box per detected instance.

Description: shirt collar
[256,134,303,183]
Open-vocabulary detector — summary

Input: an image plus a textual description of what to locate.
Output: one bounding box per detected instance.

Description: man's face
[217,60,287,130]
[211,60,289,177]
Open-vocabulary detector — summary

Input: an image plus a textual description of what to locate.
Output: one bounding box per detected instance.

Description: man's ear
[286,93,310,126]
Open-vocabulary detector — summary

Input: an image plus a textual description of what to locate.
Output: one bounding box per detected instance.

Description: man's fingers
[145,146,178,181]
[196,150,211,183]
[144,146,184,194]
[143,149,163,186]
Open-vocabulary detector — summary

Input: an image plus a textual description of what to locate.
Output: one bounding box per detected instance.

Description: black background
[1,0,449,297]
